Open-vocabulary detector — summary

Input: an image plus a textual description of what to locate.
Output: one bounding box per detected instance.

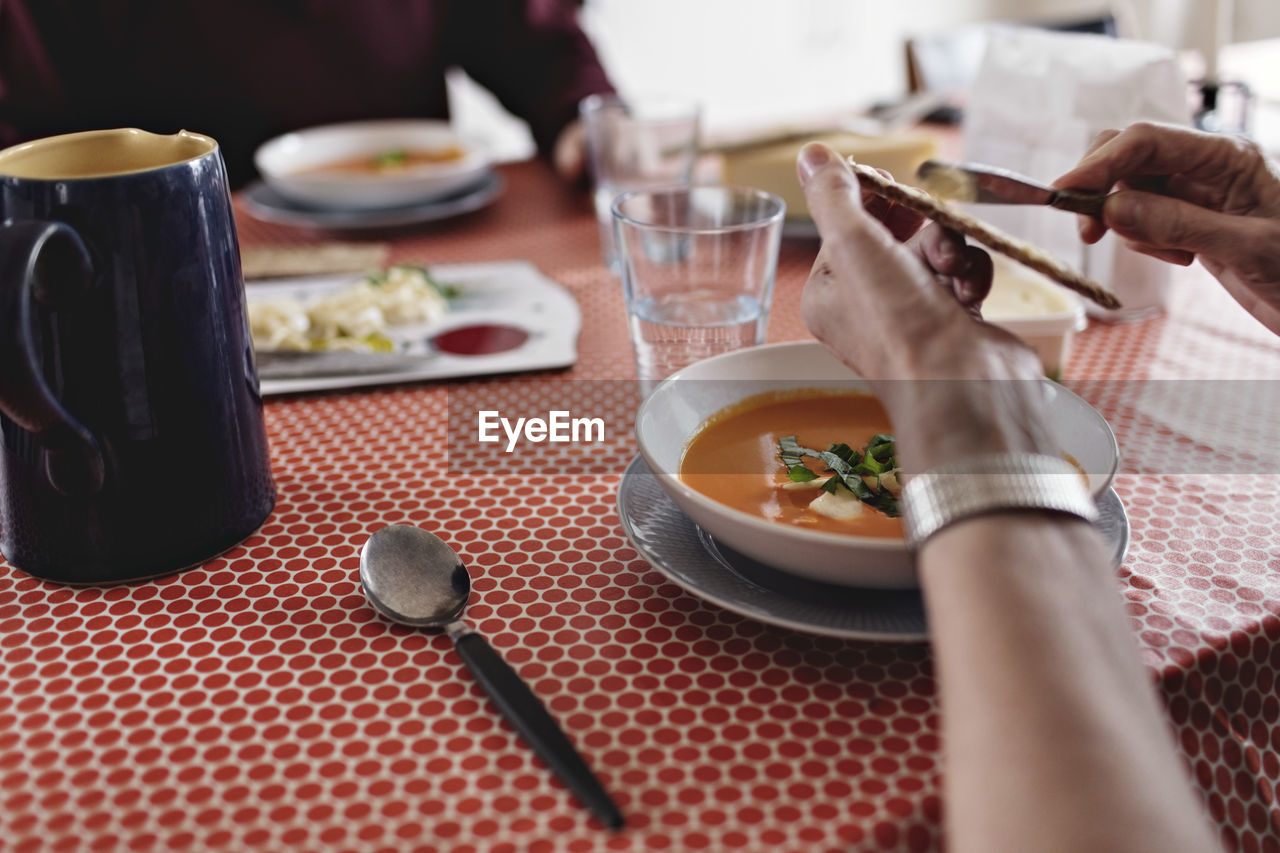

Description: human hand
[857,169,995,319]
[553,119,588,183]
[1054,121,1280,333]
[796,142,1054,472]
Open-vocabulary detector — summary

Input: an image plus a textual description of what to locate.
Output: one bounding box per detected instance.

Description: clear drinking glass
[580,94,701,272]
[612,185,786,385]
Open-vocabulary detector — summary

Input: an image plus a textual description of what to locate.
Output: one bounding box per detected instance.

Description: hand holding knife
[916,159,1108,218]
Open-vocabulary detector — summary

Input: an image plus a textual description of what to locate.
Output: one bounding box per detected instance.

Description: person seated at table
[793,128,1245,851]
[0,0,614,186]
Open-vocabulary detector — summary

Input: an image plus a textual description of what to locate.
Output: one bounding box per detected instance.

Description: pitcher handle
[0,221,104,495]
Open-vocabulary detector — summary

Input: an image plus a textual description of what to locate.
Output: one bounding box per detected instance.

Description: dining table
[2,157,1279,853]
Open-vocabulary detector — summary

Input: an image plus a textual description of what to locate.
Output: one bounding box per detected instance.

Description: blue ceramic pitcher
[0,128,275,583]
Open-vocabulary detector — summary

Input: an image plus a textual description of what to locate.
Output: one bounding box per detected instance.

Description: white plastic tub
[982,260,1088,380]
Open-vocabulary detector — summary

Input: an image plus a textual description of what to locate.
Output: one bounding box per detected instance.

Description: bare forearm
[920,516,1215,853]
[793,144,1217,851]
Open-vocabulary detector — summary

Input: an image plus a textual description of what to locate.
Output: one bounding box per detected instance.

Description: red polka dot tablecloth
[2,162,1279,852]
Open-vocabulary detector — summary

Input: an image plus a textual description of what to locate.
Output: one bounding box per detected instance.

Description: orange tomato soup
[679,391,903,538]
[299,147,466,175]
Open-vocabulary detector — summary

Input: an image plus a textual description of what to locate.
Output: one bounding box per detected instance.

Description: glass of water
[580,94,701,272]
[612,185,786,384]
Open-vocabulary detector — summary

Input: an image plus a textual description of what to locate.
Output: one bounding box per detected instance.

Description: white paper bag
[964,28,1191,320]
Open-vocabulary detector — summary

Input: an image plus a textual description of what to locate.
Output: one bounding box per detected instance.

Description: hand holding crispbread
[847,158,1122,310]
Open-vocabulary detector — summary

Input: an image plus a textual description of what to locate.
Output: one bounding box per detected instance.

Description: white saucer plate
[617,455,1130,642]
[240,170,503,231]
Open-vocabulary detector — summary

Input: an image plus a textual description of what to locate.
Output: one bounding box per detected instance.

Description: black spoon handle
[452,631,624,831]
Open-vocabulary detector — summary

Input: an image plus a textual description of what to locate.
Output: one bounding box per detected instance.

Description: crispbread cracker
[241,242,391,280]
[848,160,1121,310]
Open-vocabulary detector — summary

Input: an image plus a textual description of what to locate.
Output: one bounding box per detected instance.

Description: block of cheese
[720,131,937,221]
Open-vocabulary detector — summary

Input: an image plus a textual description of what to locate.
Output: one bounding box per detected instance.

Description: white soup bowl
[634,341,1118,589]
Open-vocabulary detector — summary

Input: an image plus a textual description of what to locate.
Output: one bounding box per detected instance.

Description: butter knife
[916,159,1107,218]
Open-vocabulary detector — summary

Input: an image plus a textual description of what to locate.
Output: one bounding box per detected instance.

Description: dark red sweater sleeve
[0,0,616,170]
[446,0,615,156]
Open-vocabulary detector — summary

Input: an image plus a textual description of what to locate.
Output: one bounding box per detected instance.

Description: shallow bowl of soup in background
[634,341,1119,589]
[254,119,491,210]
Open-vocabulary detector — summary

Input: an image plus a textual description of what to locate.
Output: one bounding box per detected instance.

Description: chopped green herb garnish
[362,264,460,299]
[870,491,900,516]
[786,464,818,483]
[827,443,857,464]
[777,434,902,518]
[779,435,818,469]
[853,454,884,478]
[866,434,896,462]
[371,148,408,168]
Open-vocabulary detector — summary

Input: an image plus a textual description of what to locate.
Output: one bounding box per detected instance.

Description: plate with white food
[245,259,580,396]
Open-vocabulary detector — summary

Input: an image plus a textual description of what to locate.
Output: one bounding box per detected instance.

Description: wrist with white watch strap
[901,453,1098,550]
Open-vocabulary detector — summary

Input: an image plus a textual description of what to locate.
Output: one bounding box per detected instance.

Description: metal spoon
[359,524,624,831]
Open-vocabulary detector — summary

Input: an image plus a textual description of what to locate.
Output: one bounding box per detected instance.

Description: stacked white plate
[245,120,502,229]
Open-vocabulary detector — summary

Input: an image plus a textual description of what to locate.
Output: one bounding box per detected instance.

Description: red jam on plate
[431,323,529,356]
